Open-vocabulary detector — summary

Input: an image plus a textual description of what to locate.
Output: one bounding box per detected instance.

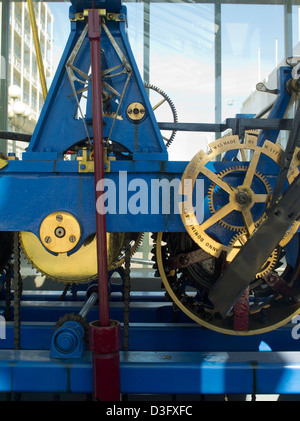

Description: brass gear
[180,133,300,261]
[154,132,300,336]
[144,83,178,148]
[207,165,272,232]
[154,231,293,336]
[20,231,143,284]
[109,232,144,270]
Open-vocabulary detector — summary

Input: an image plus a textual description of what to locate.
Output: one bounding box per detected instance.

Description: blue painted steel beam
[1,322,300,353]
[1,349,300,395]
[0,158,280,237]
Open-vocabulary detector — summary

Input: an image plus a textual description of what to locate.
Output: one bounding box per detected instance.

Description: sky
[47,1,300,161]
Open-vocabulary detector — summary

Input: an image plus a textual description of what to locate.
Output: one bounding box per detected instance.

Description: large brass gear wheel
[155,228,296,335]
[154,134,300,335]
[20,231,143,284]
[180,133,300,261]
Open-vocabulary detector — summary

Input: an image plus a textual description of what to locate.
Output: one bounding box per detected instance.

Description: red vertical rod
[88,10,110,327]
[88,10,121,401]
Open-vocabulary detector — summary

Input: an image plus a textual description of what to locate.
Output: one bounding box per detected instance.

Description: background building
[7,1,54,157]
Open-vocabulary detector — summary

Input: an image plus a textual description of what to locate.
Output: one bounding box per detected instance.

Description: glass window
[148,3,215,160]
[222,4,284,120]
[125,2,144,73]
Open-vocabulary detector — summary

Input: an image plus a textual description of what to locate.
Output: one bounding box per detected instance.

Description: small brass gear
[109,232,144,270]
[144,83,178,148]
[207,165,272,232]
[228,232,278,279]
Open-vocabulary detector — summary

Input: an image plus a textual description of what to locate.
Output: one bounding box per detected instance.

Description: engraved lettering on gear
[180,134,300,260]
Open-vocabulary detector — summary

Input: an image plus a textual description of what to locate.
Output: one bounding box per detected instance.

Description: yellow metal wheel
[20,231,126,283]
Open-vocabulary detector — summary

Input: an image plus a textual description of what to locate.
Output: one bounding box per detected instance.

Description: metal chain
[59,283,70,301]
[13,232,22,350]
[5,264,12,321]
[123,234,131,351]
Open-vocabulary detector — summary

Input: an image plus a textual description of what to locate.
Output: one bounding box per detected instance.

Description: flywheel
[155,133,300,335]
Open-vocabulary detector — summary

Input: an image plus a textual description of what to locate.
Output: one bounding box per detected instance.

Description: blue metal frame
[1,316,300,395]
[2,319,300,353]
[1,348,300,395]
[27,3,167,161]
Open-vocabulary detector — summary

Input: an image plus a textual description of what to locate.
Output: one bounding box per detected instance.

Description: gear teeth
[20,231,144,284]
[144,83,178,148]
[207,165,273,232]
[245,129,260,136]
[19,232,98,285]
[207,165,247,232]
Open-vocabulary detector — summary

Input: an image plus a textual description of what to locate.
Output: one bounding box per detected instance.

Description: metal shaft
[79,292,98,319]
[88,10,110,327]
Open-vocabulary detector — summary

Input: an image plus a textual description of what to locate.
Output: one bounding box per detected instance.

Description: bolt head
[236,191,251,205]
[55,227,66,238]
[69,235,76,243]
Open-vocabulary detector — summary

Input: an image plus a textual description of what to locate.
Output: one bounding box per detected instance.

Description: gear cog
[20,231,144,284]
[207,165,272,232]
[180,133,300,260]
[144,83,178,148]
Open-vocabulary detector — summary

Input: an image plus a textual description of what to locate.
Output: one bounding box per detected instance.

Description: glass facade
[122,1,300,160]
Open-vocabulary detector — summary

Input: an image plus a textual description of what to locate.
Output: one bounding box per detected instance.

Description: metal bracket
[70,9,125,22]
[78,147,114,173]
[256,82,278,95]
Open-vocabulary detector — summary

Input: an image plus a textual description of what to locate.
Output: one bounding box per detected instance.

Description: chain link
[5,264,12,321]
[123,234,131,351]
[13,232,22,350]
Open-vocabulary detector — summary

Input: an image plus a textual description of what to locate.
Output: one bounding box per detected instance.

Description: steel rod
[0,131,31,142]
[79,292,98,319]
[88,10,110,327]
[26,0,48,101]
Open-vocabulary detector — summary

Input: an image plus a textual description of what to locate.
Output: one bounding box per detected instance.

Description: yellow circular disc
[127,102,145,121]
[21,231,97,283]
[20,231,125,284]
[39,211,81,253]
